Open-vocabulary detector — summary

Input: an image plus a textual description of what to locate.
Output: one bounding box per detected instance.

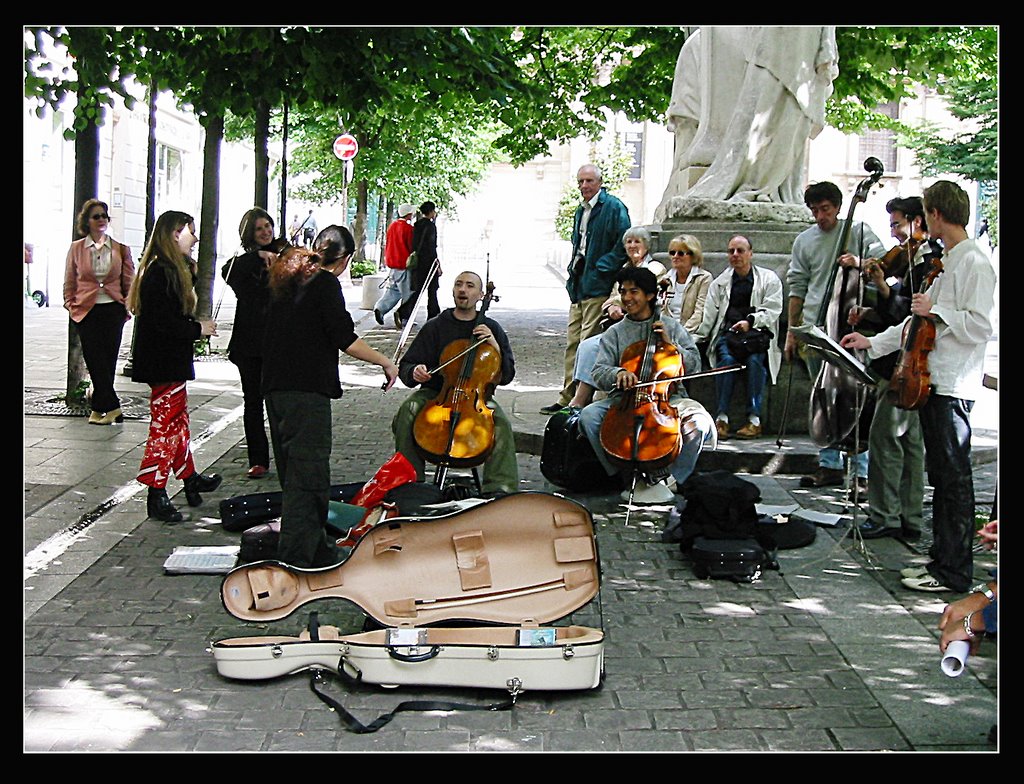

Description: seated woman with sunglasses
[63,199,136,424]
[561,227,663,411]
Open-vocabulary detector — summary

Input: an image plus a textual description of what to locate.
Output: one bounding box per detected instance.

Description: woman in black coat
[222,207,284,479]
[127,210,221,522]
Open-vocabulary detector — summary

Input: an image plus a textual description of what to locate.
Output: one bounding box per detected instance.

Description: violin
[807,157,884,451]
[412,281,501,483]
[887,246,944,410]
[598,292,684,470]
[862,228,927,283]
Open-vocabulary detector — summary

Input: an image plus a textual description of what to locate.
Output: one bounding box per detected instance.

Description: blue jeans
[714,340,767,421]
[578,396,714,488]
[919,394,976,593]
[805,352,869,478]
[572,334,602,388]
[374,269,411,316]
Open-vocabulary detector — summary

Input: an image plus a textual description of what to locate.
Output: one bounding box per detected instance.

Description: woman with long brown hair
[127,210,220,522]
[63,198,135,424]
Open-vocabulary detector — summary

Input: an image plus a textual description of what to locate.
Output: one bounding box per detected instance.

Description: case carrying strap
[303,612,515,734]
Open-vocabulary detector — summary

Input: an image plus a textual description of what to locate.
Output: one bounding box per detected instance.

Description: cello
[598,288,685,474]
[887,243,944,410]
[807,157,884,451]
[412,280,502,487]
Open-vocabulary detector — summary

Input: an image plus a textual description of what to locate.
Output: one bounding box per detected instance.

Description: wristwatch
[970,583,996,603]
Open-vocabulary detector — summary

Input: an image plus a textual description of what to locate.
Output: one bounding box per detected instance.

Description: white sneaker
[900,565,930,579]
[621,481,675,505]
[901,574,952,593]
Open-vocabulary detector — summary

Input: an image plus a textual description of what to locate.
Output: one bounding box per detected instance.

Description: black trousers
[75,302,128,413]
[398,259,440,321]
[265,390,341,568]
[231,354,270,469]
[919,394,976,592]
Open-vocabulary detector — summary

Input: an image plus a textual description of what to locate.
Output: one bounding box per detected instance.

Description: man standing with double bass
[785,181,885,489]
[391,271,518,497]
[842,181,996,594]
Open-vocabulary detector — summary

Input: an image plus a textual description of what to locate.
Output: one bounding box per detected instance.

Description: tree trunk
[377,194,387,270]
[66,116,100,403]
[145,83,158,240]
[352,179,369,263]
[279,100,289,234]
[254,99,270,210]
[197,114,223,320]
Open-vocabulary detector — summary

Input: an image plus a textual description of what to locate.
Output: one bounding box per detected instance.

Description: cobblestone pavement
[24,274,998,753]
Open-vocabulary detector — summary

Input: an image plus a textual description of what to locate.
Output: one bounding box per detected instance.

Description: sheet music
[789,324,876,386]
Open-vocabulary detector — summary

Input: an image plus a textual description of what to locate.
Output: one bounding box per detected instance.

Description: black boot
[183,472,223,507]
[147,487,183,522]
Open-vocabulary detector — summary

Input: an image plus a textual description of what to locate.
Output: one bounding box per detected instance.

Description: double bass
[412,280,501,486]
[807,157,884,451]
[887,244,944,410]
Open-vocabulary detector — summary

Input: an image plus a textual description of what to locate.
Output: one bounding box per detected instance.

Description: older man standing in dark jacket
[541,164,631,414]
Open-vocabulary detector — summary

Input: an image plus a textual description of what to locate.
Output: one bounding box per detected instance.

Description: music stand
[790,324,877,548]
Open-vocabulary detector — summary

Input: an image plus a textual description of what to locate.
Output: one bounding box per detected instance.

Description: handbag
[405,250,418,270]
[724,326,773,360]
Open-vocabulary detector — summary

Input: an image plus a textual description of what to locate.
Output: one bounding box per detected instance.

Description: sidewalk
[24,274,998,752]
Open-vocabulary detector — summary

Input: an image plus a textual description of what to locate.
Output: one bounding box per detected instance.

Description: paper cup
[941,639,970,677]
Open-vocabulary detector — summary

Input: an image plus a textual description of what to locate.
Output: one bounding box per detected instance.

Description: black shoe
[800,468,845,488]
[540,403,566,415]
[183,472,222,507]
[147,487,183,523]
[849,520,896,540]
[393,313,404,329]
[373,307,384,326]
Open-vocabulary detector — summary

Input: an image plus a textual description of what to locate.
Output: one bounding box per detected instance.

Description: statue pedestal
[647,199,814,435]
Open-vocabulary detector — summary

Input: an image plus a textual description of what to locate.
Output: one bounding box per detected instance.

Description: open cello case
[212,492,604,730]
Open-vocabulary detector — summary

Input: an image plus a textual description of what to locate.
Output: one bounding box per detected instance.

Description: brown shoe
[800,467,845,488]
[735,422,762,439]
[716,420,729,440]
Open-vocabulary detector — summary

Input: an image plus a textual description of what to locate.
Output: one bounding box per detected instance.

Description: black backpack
[674,471,766,552]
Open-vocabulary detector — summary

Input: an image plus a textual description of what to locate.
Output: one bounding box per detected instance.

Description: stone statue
[656,26,839,218]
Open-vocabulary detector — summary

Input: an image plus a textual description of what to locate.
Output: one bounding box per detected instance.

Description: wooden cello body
[807,158,884,451]
[599,300,684,471]
[412,283,501,472]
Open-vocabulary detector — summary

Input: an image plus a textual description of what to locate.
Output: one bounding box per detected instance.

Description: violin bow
[425,337,490,376]
[629,363,746,390]
[382,257,441,394]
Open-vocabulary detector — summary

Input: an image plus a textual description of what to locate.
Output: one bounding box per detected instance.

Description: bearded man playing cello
[578,266,716,504]
[391,270,519,497]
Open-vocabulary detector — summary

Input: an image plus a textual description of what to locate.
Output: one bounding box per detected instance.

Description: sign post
[333,134,358,224]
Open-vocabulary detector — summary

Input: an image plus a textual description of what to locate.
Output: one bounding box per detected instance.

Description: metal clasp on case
[506,677,522,701]
[487,646,499,661]
[562,644,575,660]
[271,645,283,659]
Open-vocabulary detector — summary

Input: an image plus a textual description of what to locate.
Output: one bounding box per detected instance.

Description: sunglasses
[668,249,692,256]
[90,213,110,221]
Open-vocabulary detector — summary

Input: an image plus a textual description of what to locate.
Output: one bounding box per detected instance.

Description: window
[858,102,899,173]
[156,144,184,214]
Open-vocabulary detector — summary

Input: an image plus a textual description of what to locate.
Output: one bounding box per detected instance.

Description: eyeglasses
[90,213,109,221]
[668,250,692,256]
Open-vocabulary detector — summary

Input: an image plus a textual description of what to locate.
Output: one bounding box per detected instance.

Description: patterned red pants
[136,382,195,488]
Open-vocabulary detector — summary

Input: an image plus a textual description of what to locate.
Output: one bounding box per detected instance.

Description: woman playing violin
[578,266,716,501]
[391,271,519,497]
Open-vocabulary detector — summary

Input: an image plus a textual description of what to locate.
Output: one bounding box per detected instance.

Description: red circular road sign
[333,134,358,161]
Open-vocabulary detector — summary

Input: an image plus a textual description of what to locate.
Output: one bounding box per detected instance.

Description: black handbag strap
[304,612,516,734]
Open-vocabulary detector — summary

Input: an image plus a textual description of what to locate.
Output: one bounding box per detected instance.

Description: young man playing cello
[578,266,716,503]
[841,181,996,593]
[391,271,519,497]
